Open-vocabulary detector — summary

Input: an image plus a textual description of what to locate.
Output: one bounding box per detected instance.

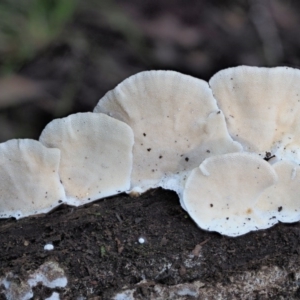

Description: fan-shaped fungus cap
[39,112,134,206]
[0,139,66,219]
[94,70,242,195]
[255,160,300,224]
[182,153,277,236]
[209,66,300,163]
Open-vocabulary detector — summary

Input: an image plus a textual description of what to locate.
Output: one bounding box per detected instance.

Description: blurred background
[0,0,300,142]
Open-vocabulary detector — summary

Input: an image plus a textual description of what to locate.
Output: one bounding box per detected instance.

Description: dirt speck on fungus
[1,188,300,299]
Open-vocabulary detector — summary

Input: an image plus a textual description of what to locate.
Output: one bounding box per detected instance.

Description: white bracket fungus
[94,70,242,195]
[39,112,134,206]
[2,67,300,238]
[255,160,300,224]
[182,153,278,237]
[209,66,300,163]
[0,139,66,219]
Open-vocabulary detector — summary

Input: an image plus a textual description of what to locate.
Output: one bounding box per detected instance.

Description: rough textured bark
[1,189,300,299]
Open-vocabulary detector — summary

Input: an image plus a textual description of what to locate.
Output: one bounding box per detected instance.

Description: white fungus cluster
[1,66,300,237]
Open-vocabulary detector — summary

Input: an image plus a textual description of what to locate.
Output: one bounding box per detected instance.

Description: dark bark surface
[1,189,300,299]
